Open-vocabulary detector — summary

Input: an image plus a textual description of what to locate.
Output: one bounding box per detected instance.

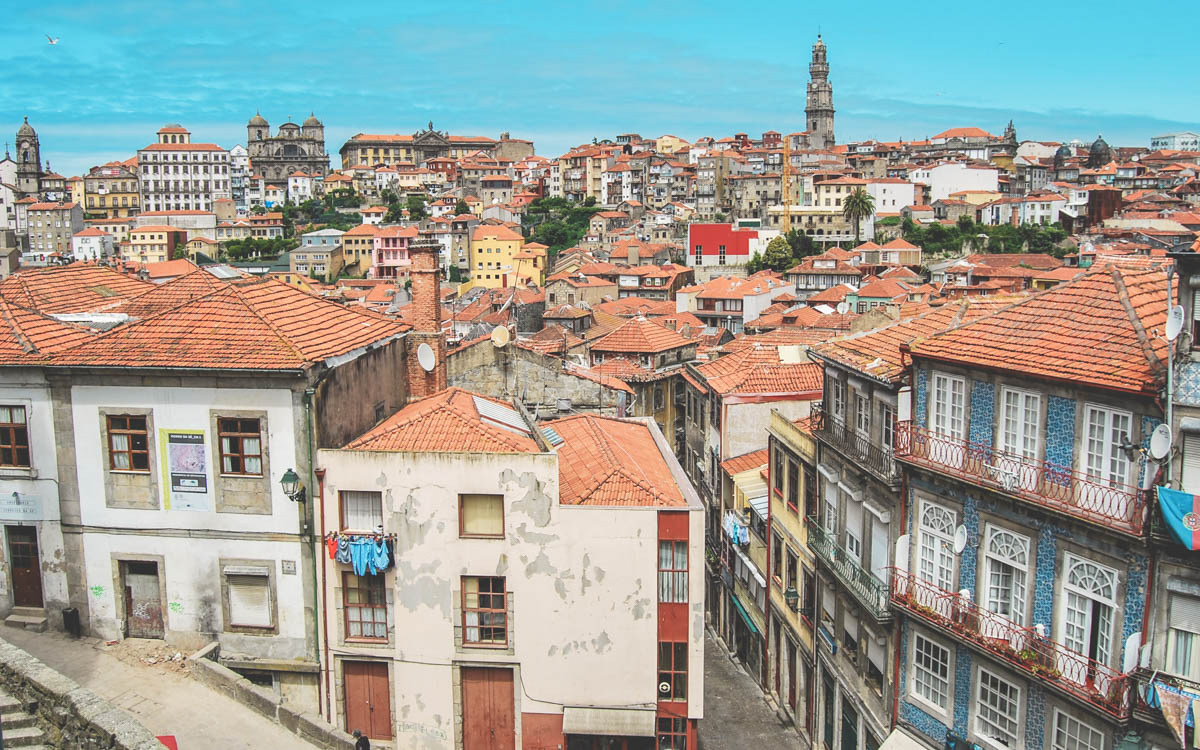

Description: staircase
[0,686,48,747]
[3,608,47,633]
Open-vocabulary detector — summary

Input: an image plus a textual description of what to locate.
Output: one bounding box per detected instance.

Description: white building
[317,388,705,749]
[69,227,115,261]
[133,209,217,241]
[1150,131,1200,151]
[287,171,315,203]
[137,125,231,213]
[864,178,917,215]
[909,162,999,202]
[0,154,16,232]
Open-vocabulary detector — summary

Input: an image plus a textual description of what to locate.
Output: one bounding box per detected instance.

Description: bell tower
[805,36,836,150]
[15,117,42,196]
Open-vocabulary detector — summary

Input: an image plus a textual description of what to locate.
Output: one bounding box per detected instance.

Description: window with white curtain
[1169,594,1200,681]
[975,668,1021,748]
[1050,709,1104,750]
[917,500,957,590]
[983,526,1030,625]
[931,372,966,440]
[911,631,951,712]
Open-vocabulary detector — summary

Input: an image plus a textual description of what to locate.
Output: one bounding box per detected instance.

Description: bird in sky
[46,35,59,45]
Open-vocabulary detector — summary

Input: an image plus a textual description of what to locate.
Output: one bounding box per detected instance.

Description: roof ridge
[1109,266,1165,377]
[0,297,35,354]
[82,278,238,342]
[227,280,309,363]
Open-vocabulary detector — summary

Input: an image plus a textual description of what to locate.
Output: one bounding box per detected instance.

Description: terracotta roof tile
[0,265,154,314]
[721,449,768,477]
[344,388,539,453]
[592,315,692,354]
[696,343,823,395]
[548,415,687,507]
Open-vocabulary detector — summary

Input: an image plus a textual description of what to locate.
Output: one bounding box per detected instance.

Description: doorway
[344,661,392,741]
[6,526,42,608]
[462,666,515,750]
[121,560,163,638]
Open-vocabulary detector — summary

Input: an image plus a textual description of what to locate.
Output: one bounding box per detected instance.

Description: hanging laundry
[1160,688,1191,748]
[350,537,373,576]
[1192,696,1200,748]
[326,535,338,561]
[372,538,390,573]
[336,536,352,565]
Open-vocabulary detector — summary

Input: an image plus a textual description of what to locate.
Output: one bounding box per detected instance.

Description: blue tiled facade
[1044,395,1076,471]
[916,368,928,429]
[1176,361,1200,406]
[1032,525,1058,627]
[969,380,994,448]
[951,645,972,735]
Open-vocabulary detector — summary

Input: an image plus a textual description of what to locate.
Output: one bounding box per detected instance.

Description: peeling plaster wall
[318,447,699,748]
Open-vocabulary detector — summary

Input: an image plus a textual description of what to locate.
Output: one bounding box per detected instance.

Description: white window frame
[1050,708,1105,750]
[998,386,1041,461]
[916,498,957,591]
[930,372,966,440]
[972,666,1023,750]
[855,392,870,438]
[831,378,845,421]
[909,629,953,719]
[1081,403,1133,489]
[1169,593,1200,682]
[982,525,1031,627]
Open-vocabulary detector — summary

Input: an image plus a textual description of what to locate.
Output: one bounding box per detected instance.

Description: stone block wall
[0,636,163,750]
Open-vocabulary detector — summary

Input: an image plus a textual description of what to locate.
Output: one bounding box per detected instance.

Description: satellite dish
[835,302,850,314]
[490,325,510,348]
[416,342,436,372]
[1166,305,1185,341]
[658,681,672,695]
[952,524,968,555]
[1122,632,1142,674]
[1149,423,1173,461]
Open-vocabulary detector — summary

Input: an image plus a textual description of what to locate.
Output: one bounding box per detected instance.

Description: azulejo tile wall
[1045,396,1076,470]
[1175,361,1200,406]
[969,380,994,448]
[916,368,928,429]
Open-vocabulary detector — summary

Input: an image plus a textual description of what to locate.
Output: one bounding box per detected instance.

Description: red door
[7,527,42,608]
[344,661,392,741]
[462,667,515,750]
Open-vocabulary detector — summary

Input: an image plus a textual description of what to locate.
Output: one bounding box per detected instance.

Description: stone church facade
[246,114,329,182]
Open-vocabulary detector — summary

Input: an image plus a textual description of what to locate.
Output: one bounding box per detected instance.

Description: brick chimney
[405,237,446,401]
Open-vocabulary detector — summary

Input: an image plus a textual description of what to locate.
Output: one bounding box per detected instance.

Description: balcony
[890,569,1132,721]
[811,404,899,485]
[806,517,890,621]
[895,422,1146,537]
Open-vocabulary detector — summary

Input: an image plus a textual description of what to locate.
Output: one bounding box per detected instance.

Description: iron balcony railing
[811,404,899,484]
[890,568,1132,721]
[895,422,1146,537]
[806,517,890,620]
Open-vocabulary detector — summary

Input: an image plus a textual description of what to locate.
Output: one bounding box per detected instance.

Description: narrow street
[700,628,802,749]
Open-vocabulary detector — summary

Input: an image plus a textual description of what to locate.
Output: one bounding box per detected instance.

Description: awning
[878,729,928,750]
[732,594,761,636]
[747,492,769,522]
[562,707,656,737]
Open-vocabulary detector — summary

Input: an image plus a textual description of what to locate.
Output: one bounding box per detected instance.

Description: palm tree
[842,187,875,243]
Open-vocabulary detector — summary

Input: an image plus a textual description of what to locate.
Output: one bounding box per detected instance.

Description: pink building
[370,225,419,279]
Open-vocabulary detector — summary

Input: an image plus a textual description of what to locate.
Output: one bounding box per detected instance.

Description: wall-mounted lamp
[280,468,307,503]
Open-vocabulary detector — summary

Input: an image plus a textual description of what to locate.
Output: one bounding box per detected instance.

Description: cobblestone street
[700,628,802,749]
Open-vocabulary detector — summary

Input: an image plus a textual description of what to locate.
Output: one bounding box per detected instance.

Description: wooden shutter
[1184,433,1200,492]
[228,575,271,627]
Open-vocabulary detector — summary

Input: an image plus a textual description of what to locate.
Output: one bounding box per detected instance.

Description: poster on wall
[159,430,210,511]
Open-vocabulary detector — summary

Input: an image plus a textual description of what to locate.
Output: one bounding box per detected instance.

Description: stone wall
[0,636,163,749]
[188,642,354,750]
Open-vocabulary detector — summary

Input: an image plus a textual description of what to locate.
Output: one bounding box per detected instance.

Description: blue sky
[4,0,1199,177]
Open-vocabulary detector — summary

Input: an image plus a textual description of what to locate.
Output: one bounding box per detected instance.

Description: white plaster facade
[910,163,999,202]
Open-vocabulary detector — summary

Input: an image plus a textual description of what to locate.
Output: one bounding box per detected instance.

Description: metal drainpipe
[303,386,322,709]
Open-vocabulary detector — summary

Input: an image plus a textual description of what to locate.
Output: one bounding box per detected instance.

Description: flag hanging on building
[1158,486,1200,551]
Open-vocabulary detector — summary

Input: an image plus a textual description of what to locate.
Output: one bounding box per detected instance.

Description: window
[343,573,387,640]
[831,379,845,419]
[1169,594,1200,681]
[227,574,271,628]
[931,372,966,440]
[855,393,870,437]
[917,500,957,591]
[787,549,798,592]
[772,447,785,495]
[654,385,665,411]
[1061,554,1117,670]
[340,490,383,531]
[804,465,818,518]
[658,641,687,701]
[786,460,799,513]
[975,668,1020,748]
[911,632,951,712]
[841,696,858,750]
[1051,710,1105,750]
[999,388,1041,462]
[459,494,503,538]
[880,403,895,455]
[658,540,688,603]
[462,576,507,646]
[823,475,838,536]
[1082,404,1132,489]
[657,716,687,750]
[217,417,262,475]
[107,414,149,471]
[822,670,836,750]
[0,405,29,467]
[983,526,1030,625]
[772,533,783,583]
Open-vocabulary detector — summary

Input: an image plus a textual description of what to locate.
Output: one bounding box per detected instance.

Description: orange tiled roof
[591,315,692,354]
[50,274,409,371]
[0,298,95,365]
[696,343,823,395]
[910,267,1167,394]
[0,265,154,314]
[549,415,687,507]
[721,449,768,477]
[344,388,539,453]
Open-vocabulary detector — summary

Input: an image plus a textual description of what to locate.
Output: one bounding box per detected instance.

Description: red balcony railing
[895,422,1146,536]
[890,569,1132,720]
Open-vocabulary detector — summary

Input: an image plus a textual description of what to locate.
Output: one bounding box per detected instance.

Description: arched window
[984,527,1030,624]
[1061,554,1118,671]
[917,500,956,591]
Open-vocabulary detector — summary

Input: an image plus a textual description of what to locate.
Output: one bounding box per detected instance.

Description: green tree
[842,187,875,243]
[762,235,794,272]
[454,198,469,215]
[784,228,816,259]
[746,250,764,274]
[448,265,464,283]
[406,194,428,221]
[956,214,975,234]
[380,189,399,206]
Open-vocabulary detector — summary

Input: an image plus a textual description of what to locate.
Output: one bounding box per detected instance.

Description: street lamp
[280,468,306,503]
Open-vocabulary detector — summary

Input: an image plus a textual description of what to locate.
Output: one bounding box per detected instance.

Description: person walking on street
[352,729,370,750]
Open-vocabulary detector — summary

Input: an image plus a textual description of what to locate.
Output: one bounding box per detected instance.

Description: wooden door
[462,667,515,750]
[122,561,163,638]
[344,661,392,741]
[6,526,42,608]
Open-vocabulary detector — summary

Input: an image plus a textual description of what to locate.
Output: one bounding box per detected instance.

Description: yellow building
[83,162,142,219]
[766,410,819,738]
[469,224,525,288]
[127,225,187,264]
[511,242,547,287]
[341,224,378,276]
[68,177,85,207]
[656,134,690,154]
[182,236,220,262]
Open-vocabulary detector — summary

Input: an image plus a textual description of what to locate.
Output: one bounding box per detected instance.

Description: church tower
[805,36,835,150]
[15,117,42,196]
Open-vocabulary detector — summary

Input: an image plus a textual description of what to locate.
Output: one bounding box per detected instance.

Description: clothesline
[324,532,396,576]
